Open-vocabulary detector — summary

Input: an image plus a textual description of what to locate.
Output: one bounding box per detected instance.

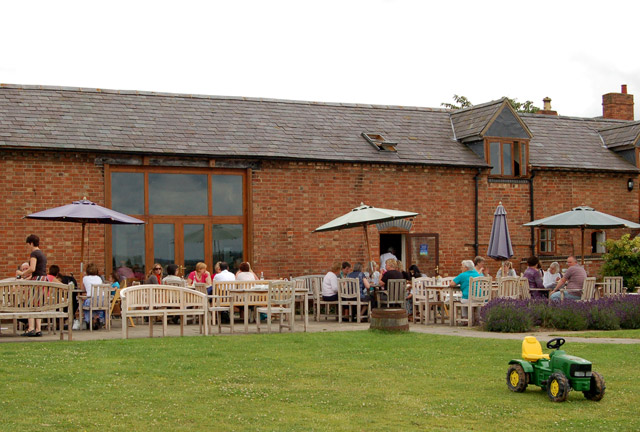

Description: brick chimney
[602,85,634,120]
[538,97,558,116]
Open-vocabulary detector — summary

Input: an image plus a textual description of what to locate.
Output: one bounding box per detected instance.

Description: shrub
[587,304,620,330]
[610,295,640,329]
[601,234,640,292]
[547,302,589,330]
[481,298,533,332]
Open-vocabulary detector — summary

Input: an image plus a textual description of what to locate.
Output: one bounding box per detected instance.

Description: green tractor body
[506,337,605,402]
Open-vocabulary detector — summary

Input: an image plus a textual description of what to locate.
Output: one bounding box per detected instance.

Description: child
[405,283,413,321]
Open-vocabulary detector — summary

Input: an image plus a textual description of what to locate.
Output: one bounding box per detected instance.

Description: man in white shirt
[380,247,397,271]
[322,262,341,300]
[213,262,236,281]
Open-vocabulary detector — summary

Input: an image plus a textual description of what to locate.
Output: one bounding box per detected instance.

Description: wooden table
[230,287,308,333]
[424,284,460,326]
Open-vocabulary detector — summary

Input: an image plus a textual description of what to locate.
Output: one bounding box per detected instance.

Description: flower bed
[480,296,640,333]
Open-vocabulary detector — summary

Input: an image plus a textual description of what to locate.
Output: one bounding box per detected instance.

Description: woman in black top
[16,234,47,337]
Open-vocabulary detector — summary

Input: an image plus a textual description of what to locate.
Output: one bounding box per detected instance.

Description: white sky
[2,0,639,119]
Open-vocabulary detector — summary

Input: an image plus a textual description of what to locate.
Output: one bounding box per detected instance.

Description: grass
[1,331,638,431]
[550,329,640,339]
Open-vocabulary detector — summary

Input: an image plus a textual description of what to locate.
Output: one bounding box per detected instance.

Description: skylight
[362,132,398,152]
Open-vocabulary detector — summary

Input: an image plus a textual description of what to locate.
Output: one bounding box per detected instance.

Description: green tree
[601,234,640,292]
[441,95,540,113]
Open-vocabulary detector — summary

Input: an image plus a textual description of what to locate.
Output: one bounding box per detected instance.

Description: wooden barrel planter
[369,308,409,332]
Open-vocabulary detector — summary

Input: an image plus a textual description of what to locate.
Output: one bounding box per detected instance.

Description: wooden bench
[120,284,209,338]
[0,280,74,340]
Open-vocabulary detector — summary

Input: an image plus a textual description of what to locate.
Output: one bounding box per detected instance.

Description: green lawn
[551,329,640,339]
[1,332,637,431]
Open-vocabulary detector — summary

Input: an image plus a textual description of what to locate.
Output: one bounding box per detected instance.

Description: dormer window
[485,138,528,177]
[362,133,398,152]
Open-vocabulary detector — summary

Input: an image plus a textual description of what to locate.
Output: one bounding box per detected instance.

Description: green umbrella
[523,206,640,264]
[314,203,419,271]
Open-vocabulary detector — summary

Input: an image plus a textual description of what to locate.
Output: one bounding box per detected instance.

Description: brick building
[1,84,638,280]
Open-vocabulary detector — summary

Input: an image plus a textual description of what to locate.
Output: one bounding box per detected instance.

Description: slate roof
[598,121,640,150]
[450,98,505,141]
[521,114,638,172]
[0,84,638,173]
[0,84,486,168]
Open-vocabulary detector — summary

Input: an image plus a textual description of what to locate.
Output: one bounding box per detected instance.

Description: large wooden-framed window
[105,165,249,279]
[538,228,556,255]
[485,138,529,177]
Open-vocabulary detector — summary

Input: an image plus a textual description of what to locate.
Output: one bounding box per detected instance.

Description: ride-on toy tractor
[507,336,605,402]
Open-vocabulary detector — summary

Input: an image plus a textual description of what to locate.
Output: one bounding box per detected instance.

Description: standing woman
[16,234,47,337]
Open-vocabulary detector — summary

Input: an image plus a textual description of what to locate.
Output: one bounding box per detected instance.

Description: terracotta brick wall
[1,152,637,281]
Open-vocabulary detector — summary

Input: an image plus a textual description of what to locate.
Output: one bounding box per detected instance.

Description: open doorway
[380,233,404,264]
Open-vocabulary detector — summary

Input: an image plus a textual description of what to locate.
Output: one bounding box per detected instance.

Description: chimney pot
[622,84,628,94]
[543,97,552,111]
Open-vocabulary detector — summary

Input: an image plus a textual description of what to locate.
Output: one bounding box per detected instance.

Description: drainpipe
[529,169,536,256]
[474,168,481,256]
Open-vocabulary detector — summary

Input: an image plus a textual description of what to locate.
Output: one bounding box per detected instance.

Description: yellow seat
[522,336,550,362]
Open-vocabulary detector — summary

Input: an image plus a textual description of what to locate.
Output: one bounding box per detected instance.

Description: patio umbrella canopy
[313,203,419,271]
[25,198,145,273]
[486,202,514,261]
[523,206,640,264]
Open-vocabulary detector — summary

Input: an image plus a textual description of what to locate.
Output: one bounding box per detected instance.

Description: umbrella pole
[364,224,374,274]
[81,222,85,274]
[581,226,585,266]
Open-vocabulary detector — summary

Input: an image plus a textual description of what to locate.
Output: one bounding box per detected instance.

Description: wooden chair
[82,283,112,331]
[379,279,406,309]
[602,276,626,297]
[425,288,447,324]
[293,278,306,320]
[164,279,187,288]
[295,275,324,319]
[411,277,433,324]
[314,278,339,321]
[338,278,369,323]
[560,277,597,301]
[497,276,520,299]
[256,281,295,333]
[454,276,491,327]
[518,277,531,300]
[209,281,236,333]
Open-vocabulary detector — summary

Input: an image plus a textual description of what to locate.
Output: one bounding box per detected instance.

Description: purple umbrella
[487,202,514,260]
[25,198,144,272]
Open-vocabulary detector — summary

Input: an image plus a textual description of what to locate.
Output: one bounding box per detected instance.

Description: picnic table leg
[449,288,454,326]
[149,315,153,338]
[163,313,168,337]
[304,292,308,332]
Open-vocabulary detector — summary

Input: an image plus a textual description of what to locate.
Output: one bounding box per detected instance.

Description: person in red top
[188,262,212,286]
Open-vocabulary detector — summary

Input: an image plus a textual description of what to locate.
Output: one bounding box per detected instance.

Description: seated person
[543,262,562,289]
[145,263,164,284]
[347,262,371,317]
[213,262,236,281]
[340,261,352,279]
[188,262,213,286]
[408,264,425,280]
[321,262,342,301]
[450,260,481,318]
[47,264,62,283]
[82,263,106,328]
[380,259,404,287]
[18,262,31,280]
[369,261,381,285]
[496,261,517,278]
[236,262,258,281]
[162,264,183,284]
[524,256,545,297]
[550,256,586,301]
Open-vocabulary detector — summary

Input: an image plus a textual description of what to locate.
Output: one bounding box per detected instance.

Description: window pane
[490,142,501,175]
[153,224,174,270]
[112,224,146,281]
[513,142,521,176]
[111,172,144,214]
[503,143,513,176]
[212,175,243,216]
[149,173,208,215]
[212,224,243,273]
[184,224,205,276]
[521,143,527,175]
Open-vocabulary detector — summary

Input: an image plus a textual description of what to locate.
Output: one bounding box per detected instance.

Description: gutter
[474,168,481,256]
[529,169,536,256]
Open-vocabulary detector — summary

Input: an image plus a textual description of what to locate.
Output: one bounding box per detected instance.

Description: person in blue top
[450,260,480,319]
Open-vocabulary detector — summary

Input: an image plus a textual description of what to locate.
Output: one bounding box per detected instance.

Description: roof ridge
[0,82,450,114]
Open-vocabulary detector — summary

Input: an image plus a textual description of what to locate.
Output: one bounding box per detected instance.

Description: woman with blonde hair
[188,262,212,286]
[145,263,164,284]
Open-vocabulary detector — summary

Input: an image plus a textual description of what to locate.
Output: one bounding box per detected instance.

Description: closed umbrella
[313,203,419,271]
[25,198,145,273]
[487,202,514,260]
[523,206,640,265]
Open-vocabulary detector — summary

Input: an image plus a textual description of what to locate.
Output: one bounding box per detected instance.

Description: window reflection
[503,143,512,176]
[112,224,146,281]
[149,173,208,215]
[153,224,174,269]
[212,224,243,273]
[490,142,501,175]
[212,175,243,216]
[184,224,205,276]
[111,172,144,214]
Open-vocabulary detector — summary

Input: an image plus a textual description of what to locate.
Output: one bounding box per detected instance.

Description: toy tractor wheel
[583,371,606,401]
[506,364,527,392]
[547,372,570,402]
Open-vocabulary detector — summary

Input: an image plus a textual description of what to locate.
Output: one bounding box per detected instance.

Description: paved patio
[2,316,638,344]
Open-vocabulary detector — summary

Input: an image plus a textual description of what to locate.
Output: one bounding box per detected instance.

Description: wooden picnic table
[230,286,308,333]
